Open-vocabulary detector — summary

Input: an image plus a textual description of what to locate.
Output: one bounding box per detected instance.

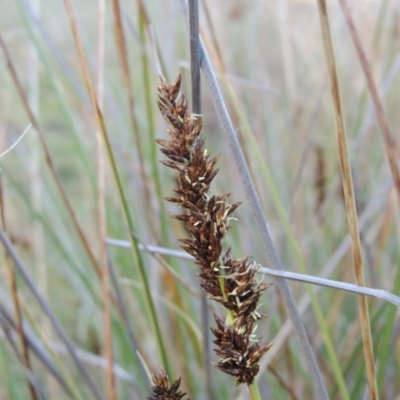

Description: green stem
[138,7,170,248]
[248,381,262,400]
[218,276,234,324]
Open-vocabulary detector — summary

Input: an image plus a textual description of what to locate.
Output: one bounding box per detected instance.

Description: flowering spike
[157,76,272,385]
[147,369,189,400]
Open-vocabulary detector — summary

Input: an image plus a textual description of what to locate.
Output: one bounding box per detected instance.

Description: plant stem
[248,381,262,400]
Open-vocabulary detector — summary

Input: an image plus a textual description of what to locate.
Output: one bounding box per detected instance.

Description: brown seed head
[147,369,189,400]
[157,75,272,385]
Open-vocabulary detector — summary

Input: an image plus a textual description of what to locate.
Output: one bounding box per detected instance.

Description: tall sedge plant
[148,75,272,399]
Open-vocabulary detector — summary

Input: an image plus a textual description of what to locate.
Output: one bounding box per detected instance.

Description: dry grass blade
[337,0,400,206]
[110,0,156,238]
[96,0,116,398]
[177,1,329,398]
[316,1,378,398]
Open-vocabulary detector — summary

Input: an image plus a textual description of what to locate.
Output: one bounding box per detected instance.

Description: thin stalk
[62,0,172,378]
[188,1,212,398]
[337,0,400,213]
[316,1,378,398]
[248,381,262,400]
[189,0,201,112]
[110,0,157,240]
[106,238,400,307]
[96,1,116,399]
[177,2,329,398]
[137,0,169,246]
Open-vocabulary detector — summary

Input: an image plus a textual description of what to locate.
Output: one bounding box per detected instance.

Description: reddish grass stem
[96,1,116,399]
[337,0,400,210]
[316,1,378,398]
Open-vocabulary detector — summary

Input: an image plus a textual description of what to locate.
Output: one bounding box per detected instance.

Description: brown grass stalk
[337,0,400,209]
[96,0,116,398]
[0,175,38,400]
[110,0,157,240]
[316,1,378,398]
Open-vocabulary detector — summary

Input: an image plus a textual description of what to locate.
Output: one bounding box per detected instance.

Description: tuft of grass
[1,1,400,399]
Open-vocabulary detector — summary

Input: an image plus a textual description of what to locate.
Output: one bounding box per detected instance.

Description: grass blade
[316,1,378,398]
[95,1,116,398]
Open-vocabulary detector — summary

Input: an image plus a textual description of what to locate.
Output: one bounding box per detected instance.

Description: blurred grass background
[1,0,400,399]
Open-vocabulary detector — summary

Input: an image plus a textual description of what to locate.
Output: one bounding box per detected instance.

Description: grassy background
[1,0,400,398]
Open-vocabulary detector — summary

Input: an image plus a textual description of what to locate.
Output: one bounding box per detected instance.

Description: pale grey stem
[258,268,400,308]
[0,228,104,400]
[106,239,400,307]
[48,343,137,385]
[106,238,192,259]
